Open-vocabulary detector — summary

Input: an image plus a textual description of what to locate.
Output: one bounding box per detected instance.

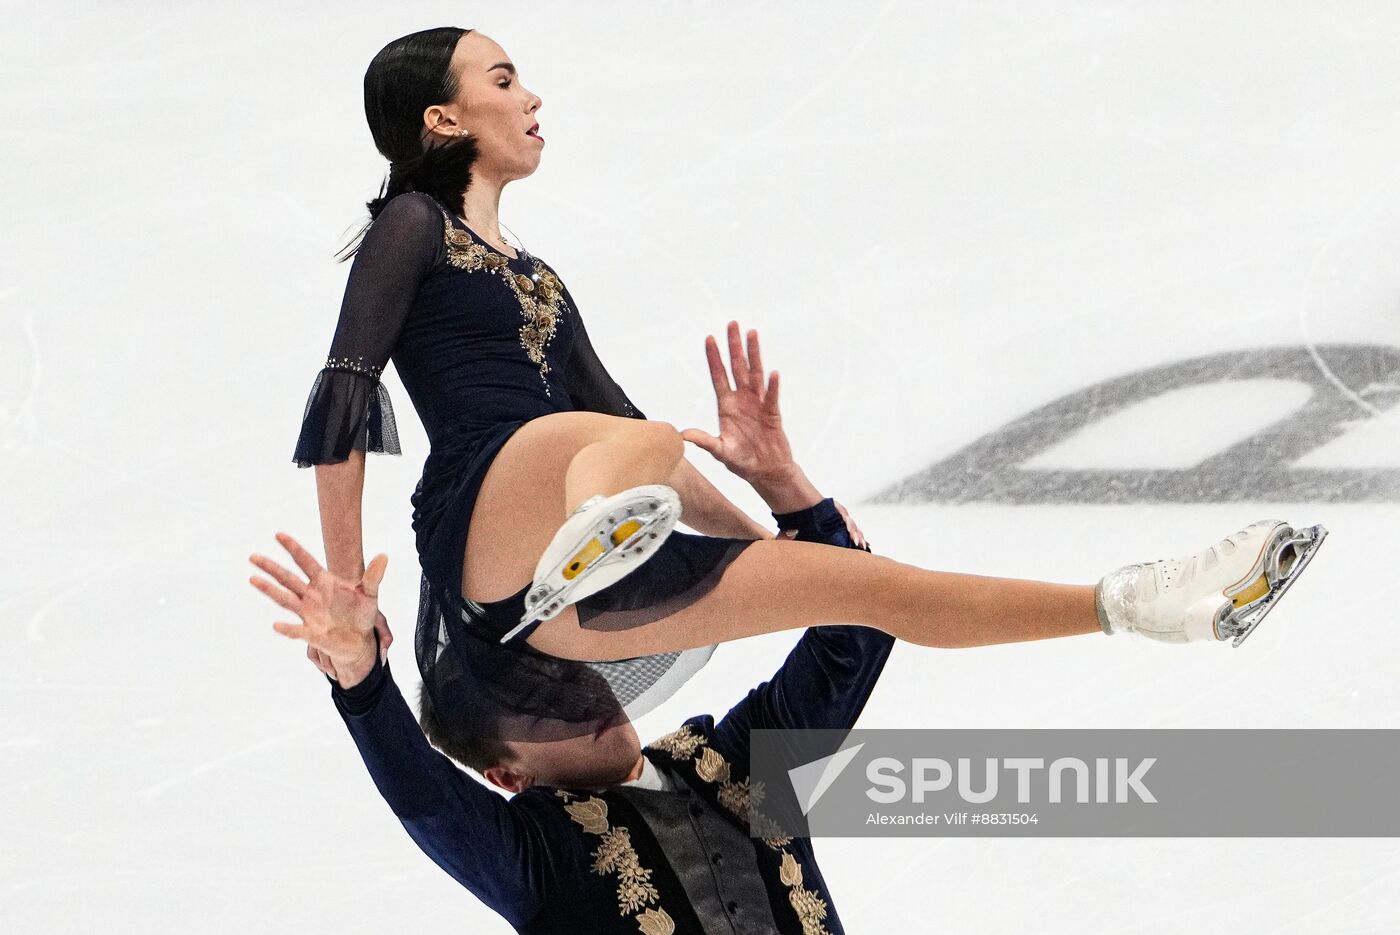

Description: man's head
[417,682,644,793]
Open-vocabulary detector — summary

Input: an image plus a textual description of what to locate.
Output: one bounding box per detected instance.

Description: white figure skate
[499,484,681,643]
[1096,519,1327,646]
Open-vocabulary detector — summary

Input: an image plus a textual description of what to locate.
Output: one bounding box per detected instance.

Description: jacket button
[689,802,704,818]
[726,901,739,914]
[711,852,723,866]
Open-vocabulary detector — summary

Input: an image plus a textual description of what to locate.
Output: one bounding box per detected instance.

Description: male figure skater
[251,329,892,934]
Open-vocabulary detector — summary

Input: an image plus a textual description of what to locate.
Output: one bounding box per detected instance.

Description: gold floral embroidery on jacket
[648,725,705,761]
[439,209,567,394]
[716,776,754,817]
[642,726,829,934]
[695,746,730,784]
[556,790,674,927]
[564,795,611,835]
[636,907,676,935]
[595,827,657,913]
[788,886,830,935]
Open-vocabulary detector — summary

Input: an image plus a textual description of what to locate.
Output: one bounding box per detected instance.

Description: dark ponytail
[336,26,480,262]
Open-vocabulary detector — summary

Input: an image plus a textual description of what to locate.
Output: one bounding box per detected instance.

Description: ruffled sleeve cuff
[292,366,402,468]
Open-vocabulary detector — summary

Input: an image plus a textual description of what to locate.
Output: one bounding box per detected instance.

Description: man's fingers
[764,370,781,414]
[248,553,306,600]
[248,573,303,616]
[680,427,721,457]
[275,531,326,582]
[307,645,335,677]
[746,328,765,394]
[726,321,748,386]
[272,621,308,642]
[703,335,732,396]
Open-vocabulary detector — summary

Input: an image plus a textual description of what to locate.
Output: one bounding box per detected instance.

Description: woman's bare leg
[563,420,683,513]
[523,537,1100,661]
[462,411,688,601]
[464,410,1098,655]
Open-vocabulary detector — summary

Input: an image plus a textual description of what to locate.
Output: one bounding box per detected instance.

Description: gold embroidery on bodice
[438,208,568,395]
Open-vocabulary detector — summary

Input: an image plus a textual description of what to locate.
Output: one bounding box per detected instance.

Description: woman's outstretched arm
[316,450,368,580]
[292,193,443,579]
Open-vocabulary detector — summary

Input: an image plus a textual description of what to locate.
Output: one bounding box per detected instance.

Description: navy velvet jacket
[330,498,896,934]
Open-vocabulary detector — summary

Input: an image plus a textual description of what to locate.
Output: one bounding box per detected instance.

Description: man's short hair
[416,681,513,775]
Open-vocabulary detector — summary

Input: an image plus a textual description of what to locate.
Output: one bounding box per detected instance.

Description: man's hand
[680,320,870,548]
[248,532,389,689]
[681,320,798,485]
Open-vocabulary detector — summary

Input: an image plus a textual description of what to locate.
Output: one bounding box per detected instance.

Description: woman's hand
[248,532,389,689]
[681,320,794,485]
[834,499,871,552]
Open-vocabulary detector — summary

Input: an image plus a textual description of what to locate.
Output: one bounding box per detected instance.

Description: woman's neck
[459,179,505,243]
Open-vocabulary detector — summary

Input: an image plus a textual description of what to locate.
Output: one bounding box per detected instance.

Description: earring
[456,129,470,137]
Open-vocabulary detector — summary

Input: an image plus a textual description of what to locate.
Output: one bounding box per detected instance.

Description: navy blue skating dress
[292,191,754,742]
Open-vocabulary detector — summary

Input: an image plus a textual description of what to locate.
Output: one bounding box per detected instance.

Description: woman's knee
[609,418,683,462]
[646,420,684,460]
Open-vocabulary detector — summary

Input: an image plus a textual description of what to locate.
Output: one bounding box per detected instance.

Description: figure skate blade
[1223,524,1328,648]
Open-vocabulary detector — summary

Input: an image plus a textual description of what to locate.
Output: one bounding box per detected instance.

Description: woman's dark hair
[337,26,480,261]
[417,680,515,776]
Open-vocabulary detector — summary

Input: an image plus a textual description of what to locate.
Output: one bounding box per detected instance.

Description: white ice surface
[4,2,1399,933]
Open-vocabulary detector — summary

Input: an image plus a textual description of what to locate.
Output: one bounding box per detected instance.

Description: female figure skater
[292,27,1324,744]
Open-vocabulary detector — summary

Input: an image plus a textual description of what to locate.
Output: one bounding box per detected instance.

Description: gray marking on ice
[873,344,1400,504]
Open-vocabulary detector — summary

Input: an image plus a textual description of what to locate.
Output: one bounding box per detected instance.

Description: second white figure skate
[1096,519,1328,646]
[499,483,682,643]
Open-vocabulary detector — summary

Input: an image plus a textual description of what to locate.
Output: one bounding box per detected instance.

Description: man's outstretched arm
[329,652,579,927]
[675,322,895,763]
[247,536,572,930]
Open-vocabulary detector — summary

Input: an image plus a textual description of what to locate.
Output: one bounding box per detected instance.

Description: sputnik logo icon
[788,743,865,816]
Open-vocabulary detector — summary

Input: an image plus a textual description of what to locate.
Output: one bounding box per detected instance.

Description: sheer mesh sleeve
[562,310,647,421]
[292,192,444,467]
